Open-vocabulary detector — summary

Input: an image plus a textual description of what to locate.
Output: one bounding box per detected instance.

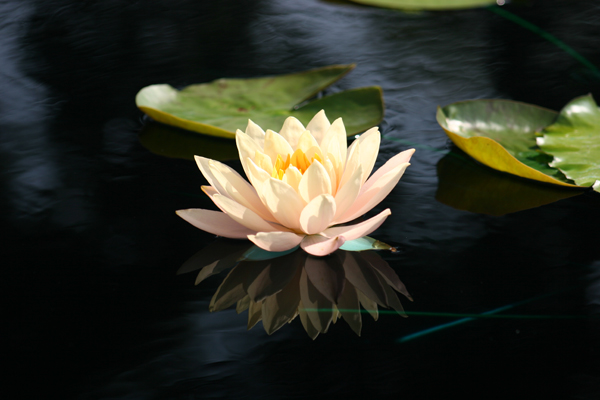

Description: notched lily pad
[437,99,582,188]
[538,95,600,192]
[348,0,496,10]
[136,64,384,139]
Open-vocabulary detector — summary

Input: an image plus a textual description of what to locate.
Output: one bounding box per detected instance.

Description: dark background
[3,0,600,398]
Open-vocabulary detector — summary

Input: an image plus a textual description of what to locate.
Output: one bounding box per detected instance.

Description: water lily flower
[177,110,414,256]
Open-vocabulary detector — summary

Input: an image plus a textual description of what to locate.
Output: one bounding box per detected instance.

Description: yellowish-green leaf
[436,99,582,188]
[136,65,384,139]
[348,0,495,10]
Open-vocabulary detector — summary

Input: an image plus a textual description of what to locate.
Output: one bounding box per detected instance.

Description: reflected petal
[304,253,345,303]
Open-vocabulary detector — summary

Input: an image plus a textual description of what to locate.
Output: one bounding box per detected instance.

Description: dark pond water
[4,0,600,399]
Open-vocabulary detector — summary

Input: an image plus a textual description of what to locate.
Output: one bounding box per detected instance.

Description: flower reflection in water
[179,240,412,339]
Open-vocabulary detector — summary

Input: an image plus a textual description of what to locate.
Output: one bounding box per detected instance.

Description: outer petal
[246,157,271,189]
[324,208,391,241]
[298,160,332,203]
[248,231,304,252]
[279,117,305,149]
[176,209,255,239]
[301,235,346,257]
[299,194,336,235]
[236,129,263,180]
[356,127,380,184]
[202,157,273,221]
[245,119,266,147]
[209,193,285,233]
[264,129,294,164]
[362,149,415,194]
[337,139,360,190]
[320,117,347,168]
[306,110,331,144]
[333,164,363,222]
[261,178,305,230]
[337,163,410,224]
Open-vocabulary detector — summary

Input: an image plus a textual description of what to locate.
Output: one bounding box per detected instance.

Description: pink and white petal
[210,193,284,233]
[279,116,305,149]
[323,158,338,196]
[245,119,266,147]
[306,110,331,144]
[236,130,263,180]
[283,166,302,192]
[296,130,320,153]
[362,148,415,193]
[320,118,347,167]
[205,159,273,221]
[336,162,410,224]
[195,156,229,196]
[298,160,332,203]
[176,209,256,239]
[264,129,294,163]
[337,139,360,190]
[332,164,363,222]
[357,127,380,184]
[248,231,304,252]
[299,194,337,235]
[262,178,305,230]
[324,208,391,241]
[246,157,272,189]
[301,235,346,257]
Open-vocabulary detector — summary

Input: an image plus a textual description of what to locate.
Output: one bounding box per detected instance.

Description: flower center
[271,149,322,180]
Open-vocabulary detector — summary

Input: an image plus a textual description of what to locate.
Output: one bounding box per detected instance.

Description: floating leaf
[437,99,581,188]
[339,236,393,251]
[136,65,384,139]
[436,150,583,216]
[348,0,495,10]
[538,95,600,192]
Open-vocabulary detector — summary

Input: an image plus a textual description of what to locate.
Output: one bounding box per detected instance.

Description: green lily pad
[538,95,600,192]
[436,150,582,216]
[437,99,581,188]
[348,0,495,10]
[136,64,384,139]
[139,121,240,161]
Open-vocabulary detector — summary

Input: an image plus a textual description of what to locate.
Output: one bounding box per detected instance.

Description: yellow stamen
[270,149,324,180]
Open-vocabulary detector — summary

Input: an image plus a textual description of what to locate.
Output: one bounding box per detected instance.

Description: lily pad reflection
[179,241,412,339]
[139,121,239,161]
[436,150,582,216]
